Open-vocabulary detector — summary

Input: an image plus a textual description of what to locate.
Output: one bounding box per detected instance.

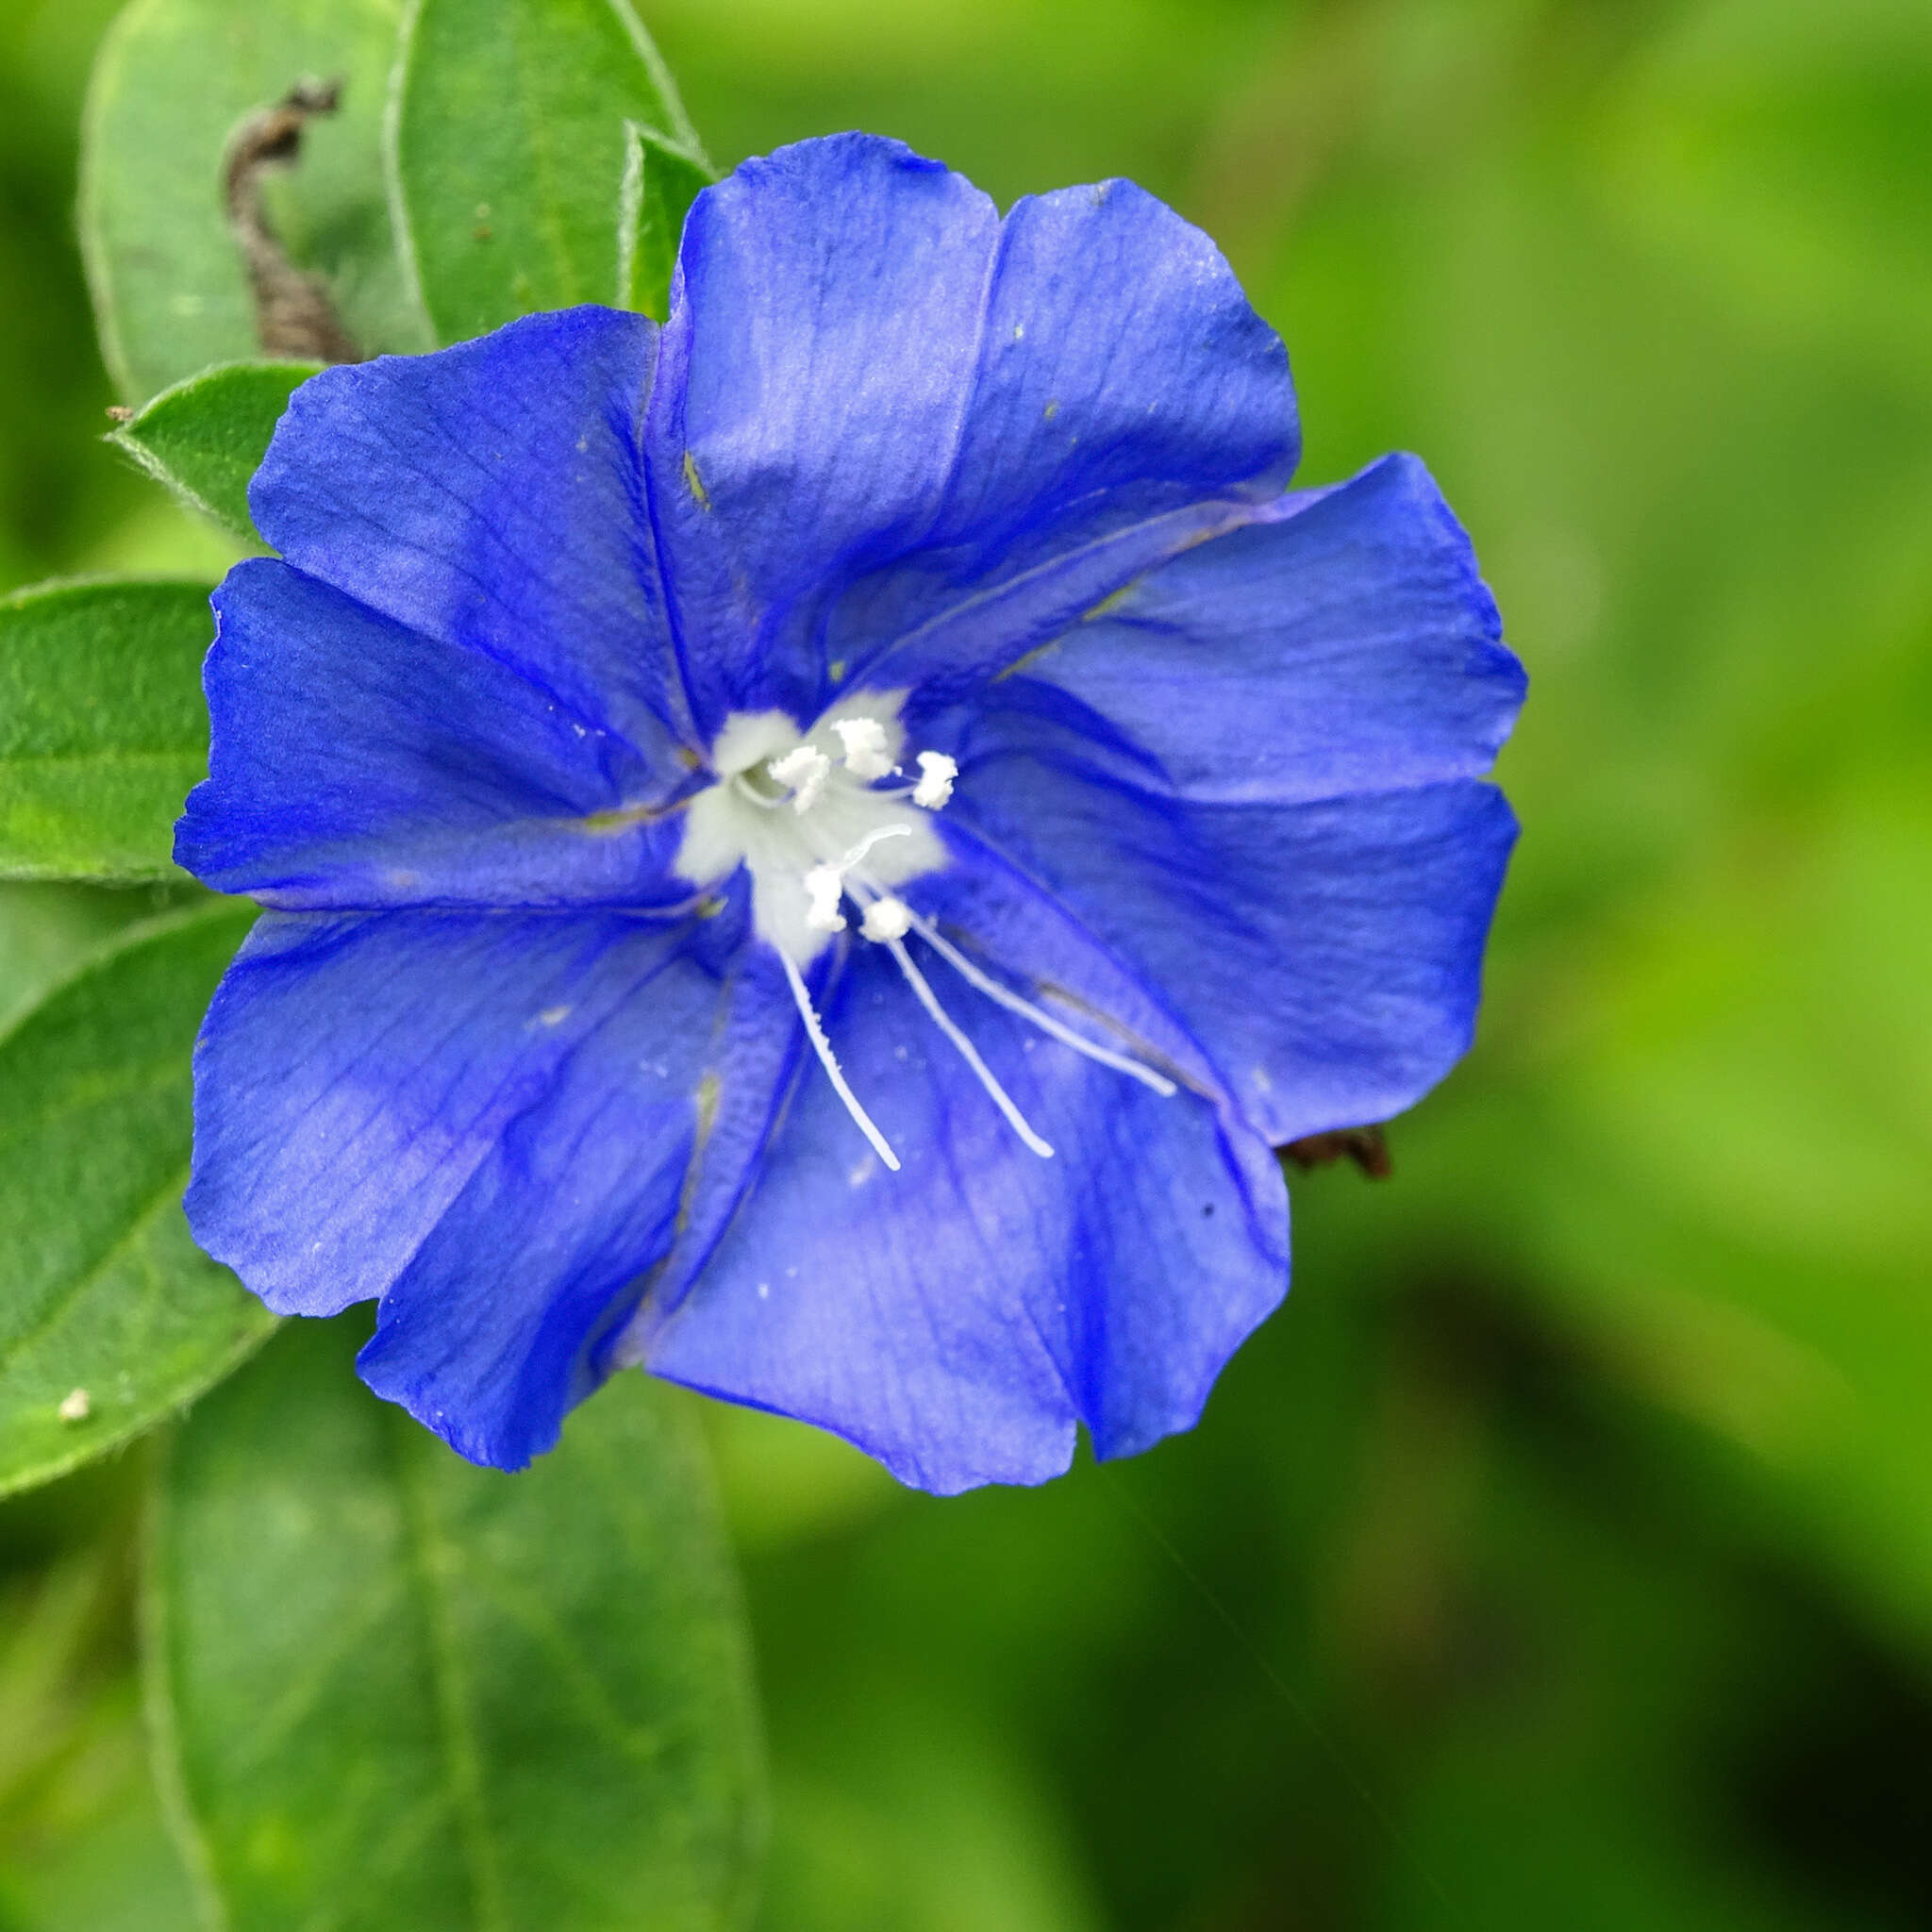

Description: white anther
[804,864,848,933]
[768,744,830,813]
[860,896,912,943]
[834,717,895,782]
[912,751,958,810]
[801,828,911,940]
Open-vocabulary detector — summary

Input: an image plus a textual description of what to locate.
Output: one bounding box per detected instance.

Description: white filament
[779,950,900,1172]
[678,703,1176,1173]
[905,910,1178,1096]
[883,937,1055,1159]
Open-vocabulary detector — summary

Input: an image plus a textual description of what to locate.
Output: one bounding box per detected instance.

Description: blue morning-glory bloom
[175,133,1524,1494]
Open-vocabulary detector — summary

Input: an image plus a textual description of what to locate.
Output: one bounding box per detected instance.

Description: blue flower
[176,134,1524,1494]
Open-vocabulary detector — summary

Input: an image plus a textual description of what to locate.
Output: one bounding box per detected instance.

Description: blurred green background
[3,0,1929,1925]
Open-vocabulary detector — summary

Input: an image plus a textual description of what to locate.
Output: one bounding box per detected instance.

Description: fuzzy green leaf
[391,0,706,343]
[0,580,214,884]
[80,0,428,404]
[618,121,710,322]
[147,1315,766,1932]
[0,905,272,1501]
[108,361,320,543]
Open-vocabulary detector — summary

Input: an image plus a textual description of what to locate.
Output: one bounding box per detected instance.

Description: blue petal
[1016,454,1526,804]
[355,945,786,1470]
[924,174,1297,565]
[251,308,692,763]
[649,135,1297,725]
[834,174,1300,699]
[647,135,1000,723]
[188,909,762,1462]
[942,733,1520,1144]
[177,560,691,909]
[613,945,804,1332]
[868,496,1276,717]
[644,908,1290,1494]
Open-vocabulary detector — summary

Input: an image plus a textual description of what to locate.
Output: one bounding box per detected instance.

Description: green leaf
[0,884,175,1037]
[146,1315,767,1932]
[391,0,707,343]
[617,122,711,323]
[0,580,214,884]
[108,362,321,544]
[0,1551,202,1932]
[80,0,429,404]
[0,904,273,1502]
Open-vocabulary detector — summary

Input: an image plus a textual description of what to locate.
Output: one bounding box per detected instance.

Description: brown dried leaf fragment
[222,78,362,364]
[1282,1124,1392,1180]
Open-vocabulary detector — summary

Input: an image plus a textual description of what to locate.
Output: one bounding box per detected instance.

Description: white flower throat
[675,693,1174,1173]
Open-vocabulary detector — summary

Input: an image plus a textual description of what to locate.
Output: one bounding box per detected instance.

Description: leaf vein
[0,1162,192,1380]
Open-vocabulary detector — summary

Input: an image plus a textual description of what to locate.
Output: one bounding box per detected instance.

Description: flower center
[675,694,949,967]
[675,696,1172,1172]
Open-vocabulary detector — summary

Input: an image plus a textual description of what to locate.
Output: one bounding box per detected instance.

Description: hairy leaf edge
[0,900,272,1502]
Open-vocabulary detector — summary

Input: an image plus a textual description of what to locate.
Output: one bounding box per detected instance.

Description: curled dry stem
[222,77,363,363]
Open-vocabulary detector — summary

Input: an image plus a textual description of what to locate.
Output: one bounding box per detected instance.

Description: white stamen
[682,705,1172,1168]
[779,950,900,1171]
[906,911,1178,1096]
[799,827,915,940]
[884,937,1055,1158]
[912,751,958,810]
[833,717,895,781]
[860,896,912,942]
[804,864,848,933]
[768,744,830,813]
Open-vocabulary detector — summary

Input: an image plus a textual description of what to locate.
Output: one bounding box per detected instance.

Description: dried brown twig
[222,77,362,363]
